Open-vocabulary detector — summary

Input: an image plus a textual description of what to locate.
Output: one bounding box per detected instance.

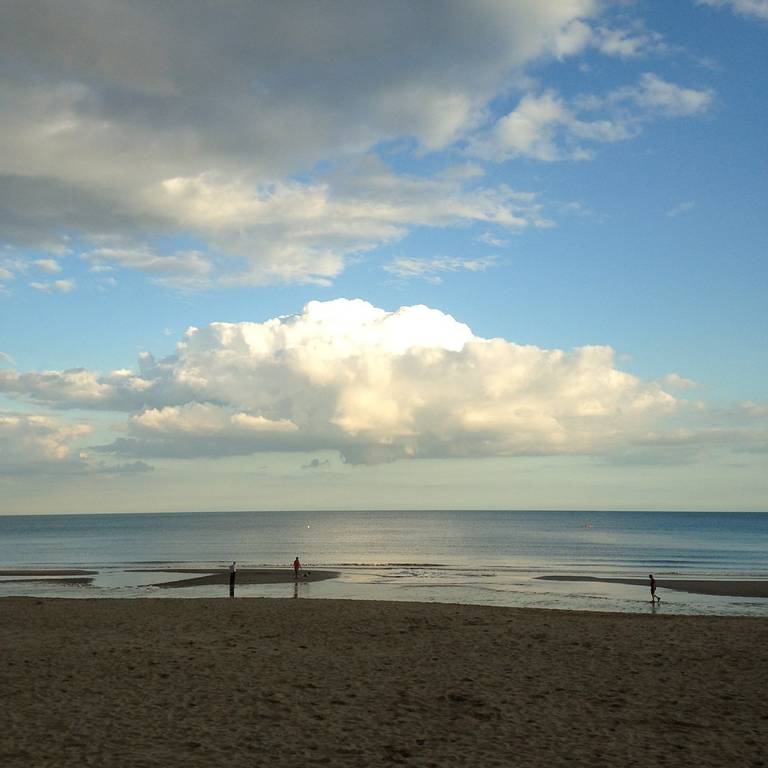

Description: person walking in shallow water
[649,573,661,604]
[229,561,237,597]
[293,556,302,579]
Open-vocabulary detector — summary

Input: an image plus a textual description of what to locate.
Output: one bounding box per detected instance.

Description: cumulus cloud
[0,410,157,475]
[0,366,167,411]
[2,299,686,464]
[0,412,91,474]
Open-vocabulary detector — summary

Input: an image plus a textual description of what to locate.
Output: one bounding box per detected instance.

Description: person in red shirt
[293,556,302,578]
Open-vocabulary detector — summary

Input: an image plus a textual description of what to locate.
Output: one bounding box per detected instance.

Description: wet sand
[0,577,93,585]
[1,597,766,767]
[0,569,97,576]
[537,575,768,599]
[129,567,340,588]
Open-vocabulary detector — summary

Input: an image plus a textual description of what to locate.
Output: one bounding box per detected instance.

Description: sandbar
[0,569,97,576]
[0,577,93,585]
[130,567,339,588]
[1,597,766,767]
[537,575,768,599]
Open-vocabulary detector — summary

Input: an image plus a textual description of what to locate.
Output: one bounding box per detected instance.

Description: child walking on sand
[293,556,302,578]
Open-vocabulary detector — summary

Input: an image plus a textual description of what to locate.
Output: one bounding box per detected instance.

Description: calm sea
[1,510,767,615]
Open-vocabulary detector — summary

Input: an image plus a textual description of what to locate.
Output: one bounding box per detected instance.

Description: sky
[0,0,766,514]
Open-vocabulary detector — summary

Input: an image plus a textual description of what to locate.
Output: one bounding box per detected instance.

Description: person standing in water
[229,561,237,597]
[649,573,661,604]
[293,556,302,578]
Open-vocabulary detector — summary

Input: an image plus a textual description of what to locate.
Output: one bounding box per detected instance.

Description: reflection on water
[1,510,767,616]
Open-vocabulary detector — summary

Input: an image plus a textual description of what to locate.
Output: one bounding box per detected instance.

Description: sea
[1,510,767,616]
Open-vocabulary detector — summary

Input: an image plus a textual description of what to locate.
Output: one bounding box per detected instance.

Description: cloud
[82,247,212,289]
[619,73,714,117]
[3,299,688,464]
[666,201,696,218]
[139,162,549,286]
[661,373,698,390]
[2,1,657,287]
[29,278,76,293]
[0,365,173,411]
[0,411,91,474]
[0,410,157,475]
[33,258,62,273]
[696,0,768,20]
[478,232,509,247]
[551,19,667,59]
[469,74,713,162]
[738,401,768,419]
[383,255,499,283]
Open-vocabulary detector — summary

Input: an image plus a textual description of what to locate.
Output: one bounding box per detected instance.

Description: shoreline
[1,597,766,767]
[3,568,768,599]
[537,575,768,599]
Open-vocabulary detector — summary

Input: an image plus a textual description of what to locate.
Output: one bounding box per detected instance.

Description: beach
[1,598,766,767]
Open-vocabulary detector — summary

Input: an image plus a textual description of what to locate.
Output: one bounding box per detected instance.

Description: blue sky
[1,1,766,513]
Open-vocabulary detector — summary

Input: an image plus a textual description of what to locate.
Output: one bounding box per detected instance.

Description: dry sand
[0,598,768,768]
[1,598,767,768]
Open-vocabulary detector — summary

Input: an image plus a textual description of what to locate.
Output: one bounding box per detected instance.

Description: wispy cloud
[667,201,696,218]
[468,74,714,163]
[32,259,62,274]
[29,279,76,293]
[383,255,499,283]
[696,0,768,20]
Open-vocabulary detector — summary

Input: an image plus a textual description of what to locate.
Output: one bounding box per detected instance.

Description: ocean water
[1,510,766,616]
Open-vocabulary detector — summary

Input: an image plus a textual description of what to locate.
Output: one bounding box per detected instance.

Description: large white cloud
[1,299,683,463]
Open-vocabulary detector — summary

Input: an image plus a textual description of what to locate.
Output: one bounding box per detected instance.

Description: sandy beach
[1,598,766,767]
